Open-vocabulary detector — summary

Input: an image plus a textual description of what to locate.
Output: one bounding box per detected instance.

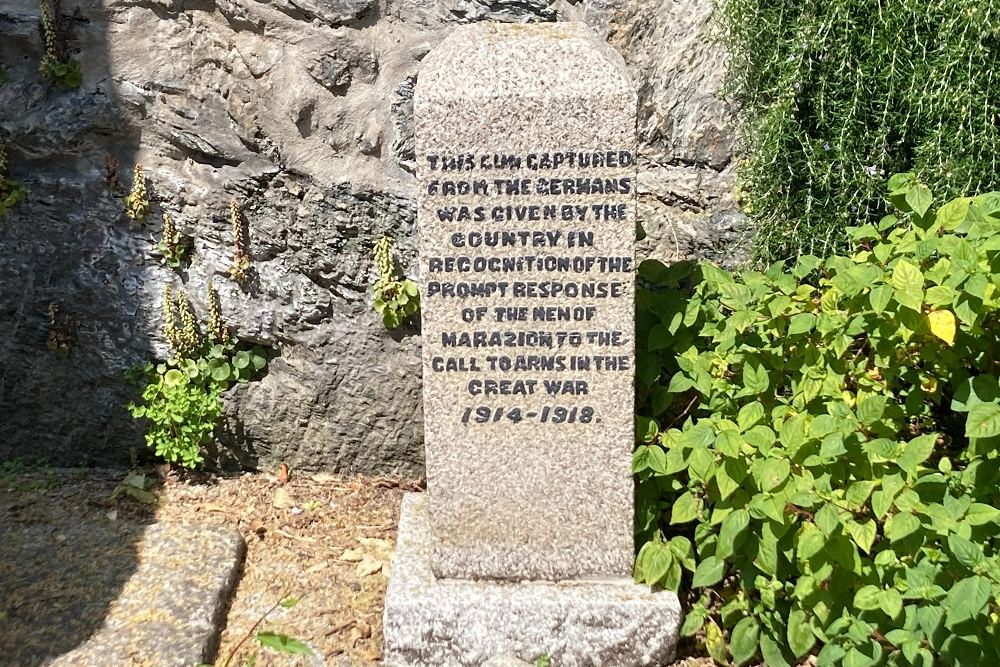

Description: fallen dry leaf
[272,487,296,509]
[339,548,364,563]
[311,472,338,483]
[306,560,330,574]
[356,556,383,577]
[277,463,290,485]
[354,619,372,640]
[249,518,266,539]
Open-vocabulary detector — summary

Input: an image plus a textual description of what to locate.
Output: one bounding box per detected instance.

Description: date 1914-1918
[461,405,597,425]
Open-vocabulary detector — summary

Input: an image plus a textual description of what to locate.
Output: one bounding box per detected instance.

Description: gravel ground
[0,467,711,667]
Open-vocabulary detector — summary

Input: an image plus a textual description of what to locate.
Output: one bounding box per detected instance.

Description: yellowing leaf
[928,309,956,346]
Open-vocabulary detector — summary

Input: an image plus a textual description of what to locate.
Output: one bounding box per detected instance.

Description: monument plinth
[383,22,680,666]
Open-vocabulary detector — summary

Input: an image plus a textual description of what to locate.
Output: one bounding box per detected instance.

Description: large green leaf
[730,616,760,665]
[691,556,725,588]
[966,402,1000,438]
[945,576,991,628]
[257,632,313,655]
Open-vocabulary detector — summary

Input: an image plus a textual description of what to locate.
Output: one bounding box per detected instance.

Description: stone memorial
[383,22,680,666]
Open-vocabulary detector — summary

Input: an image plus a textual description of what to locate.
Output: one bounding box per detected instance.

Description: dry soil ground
[0,467,711,667]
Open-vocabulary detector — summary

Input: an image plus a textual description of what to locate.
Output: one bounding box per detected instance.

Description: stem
[221,594,288,667]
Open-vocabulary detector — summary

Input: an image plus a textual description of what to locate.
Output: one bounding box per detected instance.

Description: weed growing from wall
[129,284,267,468]
[228,197,251,283]
[373,234,419,329]
[37,0,81,90]
[104,155,119,193]
[46,302,73,358]
[0,135,25,216]
[123,163,149,223]
[157,212,187,268]
[722,0,1000,264]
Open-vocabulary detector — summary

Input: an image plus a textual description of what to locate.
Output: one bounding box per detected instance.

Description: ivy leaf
[635,541,673,586]
[691,556,726,588]
[788,313,816,335]
[964,503,1000,526]
[705,619,729,665]
[757,458,790,491]
[743,363,770,394]
[759,634,792,667]
[927,310,956,346]
[937,197,970,230]
[845,518,877,554]
[730,616,760,665]
[878,588,903,618]
[891,260,924,293]
[948,534,984,570]
[869,284,893,313]
[737,401,765,431]
[898,434,936,477]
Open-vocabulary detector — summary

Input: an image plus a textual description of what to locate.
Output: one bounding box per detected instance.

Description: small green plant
[38,0,81,90]
[128,284,267,468]
[196,595,312,667]
[46,302,73,358]
[123,163,149,223]
[157,212,187,268]
[534,655,551,667]
[373,234,419,329]
[634,176,1000,665]
[0,135,26,215]
[228,197,251,283]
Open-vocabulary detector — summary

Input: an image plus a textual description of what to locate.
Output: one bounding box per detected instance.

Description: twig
[221,594,288,667]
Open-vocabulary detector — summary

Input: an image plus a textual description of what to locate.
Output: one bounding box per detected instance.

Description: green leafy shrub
[722,0,1000,263]
[372,234,419,329]
[634,177,1000,665]
[128,284,267,468]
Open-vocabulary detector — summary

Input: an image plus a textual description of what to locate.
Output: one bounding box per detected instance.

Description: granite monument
[383,22,681,666]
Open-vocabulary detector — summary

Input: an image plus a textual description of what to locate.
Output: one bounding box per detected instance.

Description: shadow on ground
[0,471,155,665]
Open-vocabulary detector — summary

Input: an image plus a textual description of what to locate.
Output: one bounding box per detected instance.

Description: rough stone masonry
[383,23,680,666]
[0,0,737,473]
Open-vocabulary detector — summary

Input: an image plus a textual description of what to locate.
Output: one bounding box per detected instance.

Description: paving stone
[49,523,245,667]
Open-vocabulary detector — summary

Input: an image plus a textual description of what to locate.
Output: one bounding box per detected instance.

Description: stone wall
[0,0,737,473]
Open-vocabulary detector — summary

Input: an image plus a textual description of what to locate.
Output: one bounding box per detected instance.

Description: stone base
[383,493,681,666]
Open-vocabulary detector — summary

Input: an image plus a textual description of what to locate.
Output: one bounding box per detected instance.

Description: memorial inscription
[423,149,633,421]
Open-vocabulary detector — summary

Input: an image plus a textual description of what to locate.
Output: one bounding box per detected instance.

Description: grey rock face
[0,0,736,471]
